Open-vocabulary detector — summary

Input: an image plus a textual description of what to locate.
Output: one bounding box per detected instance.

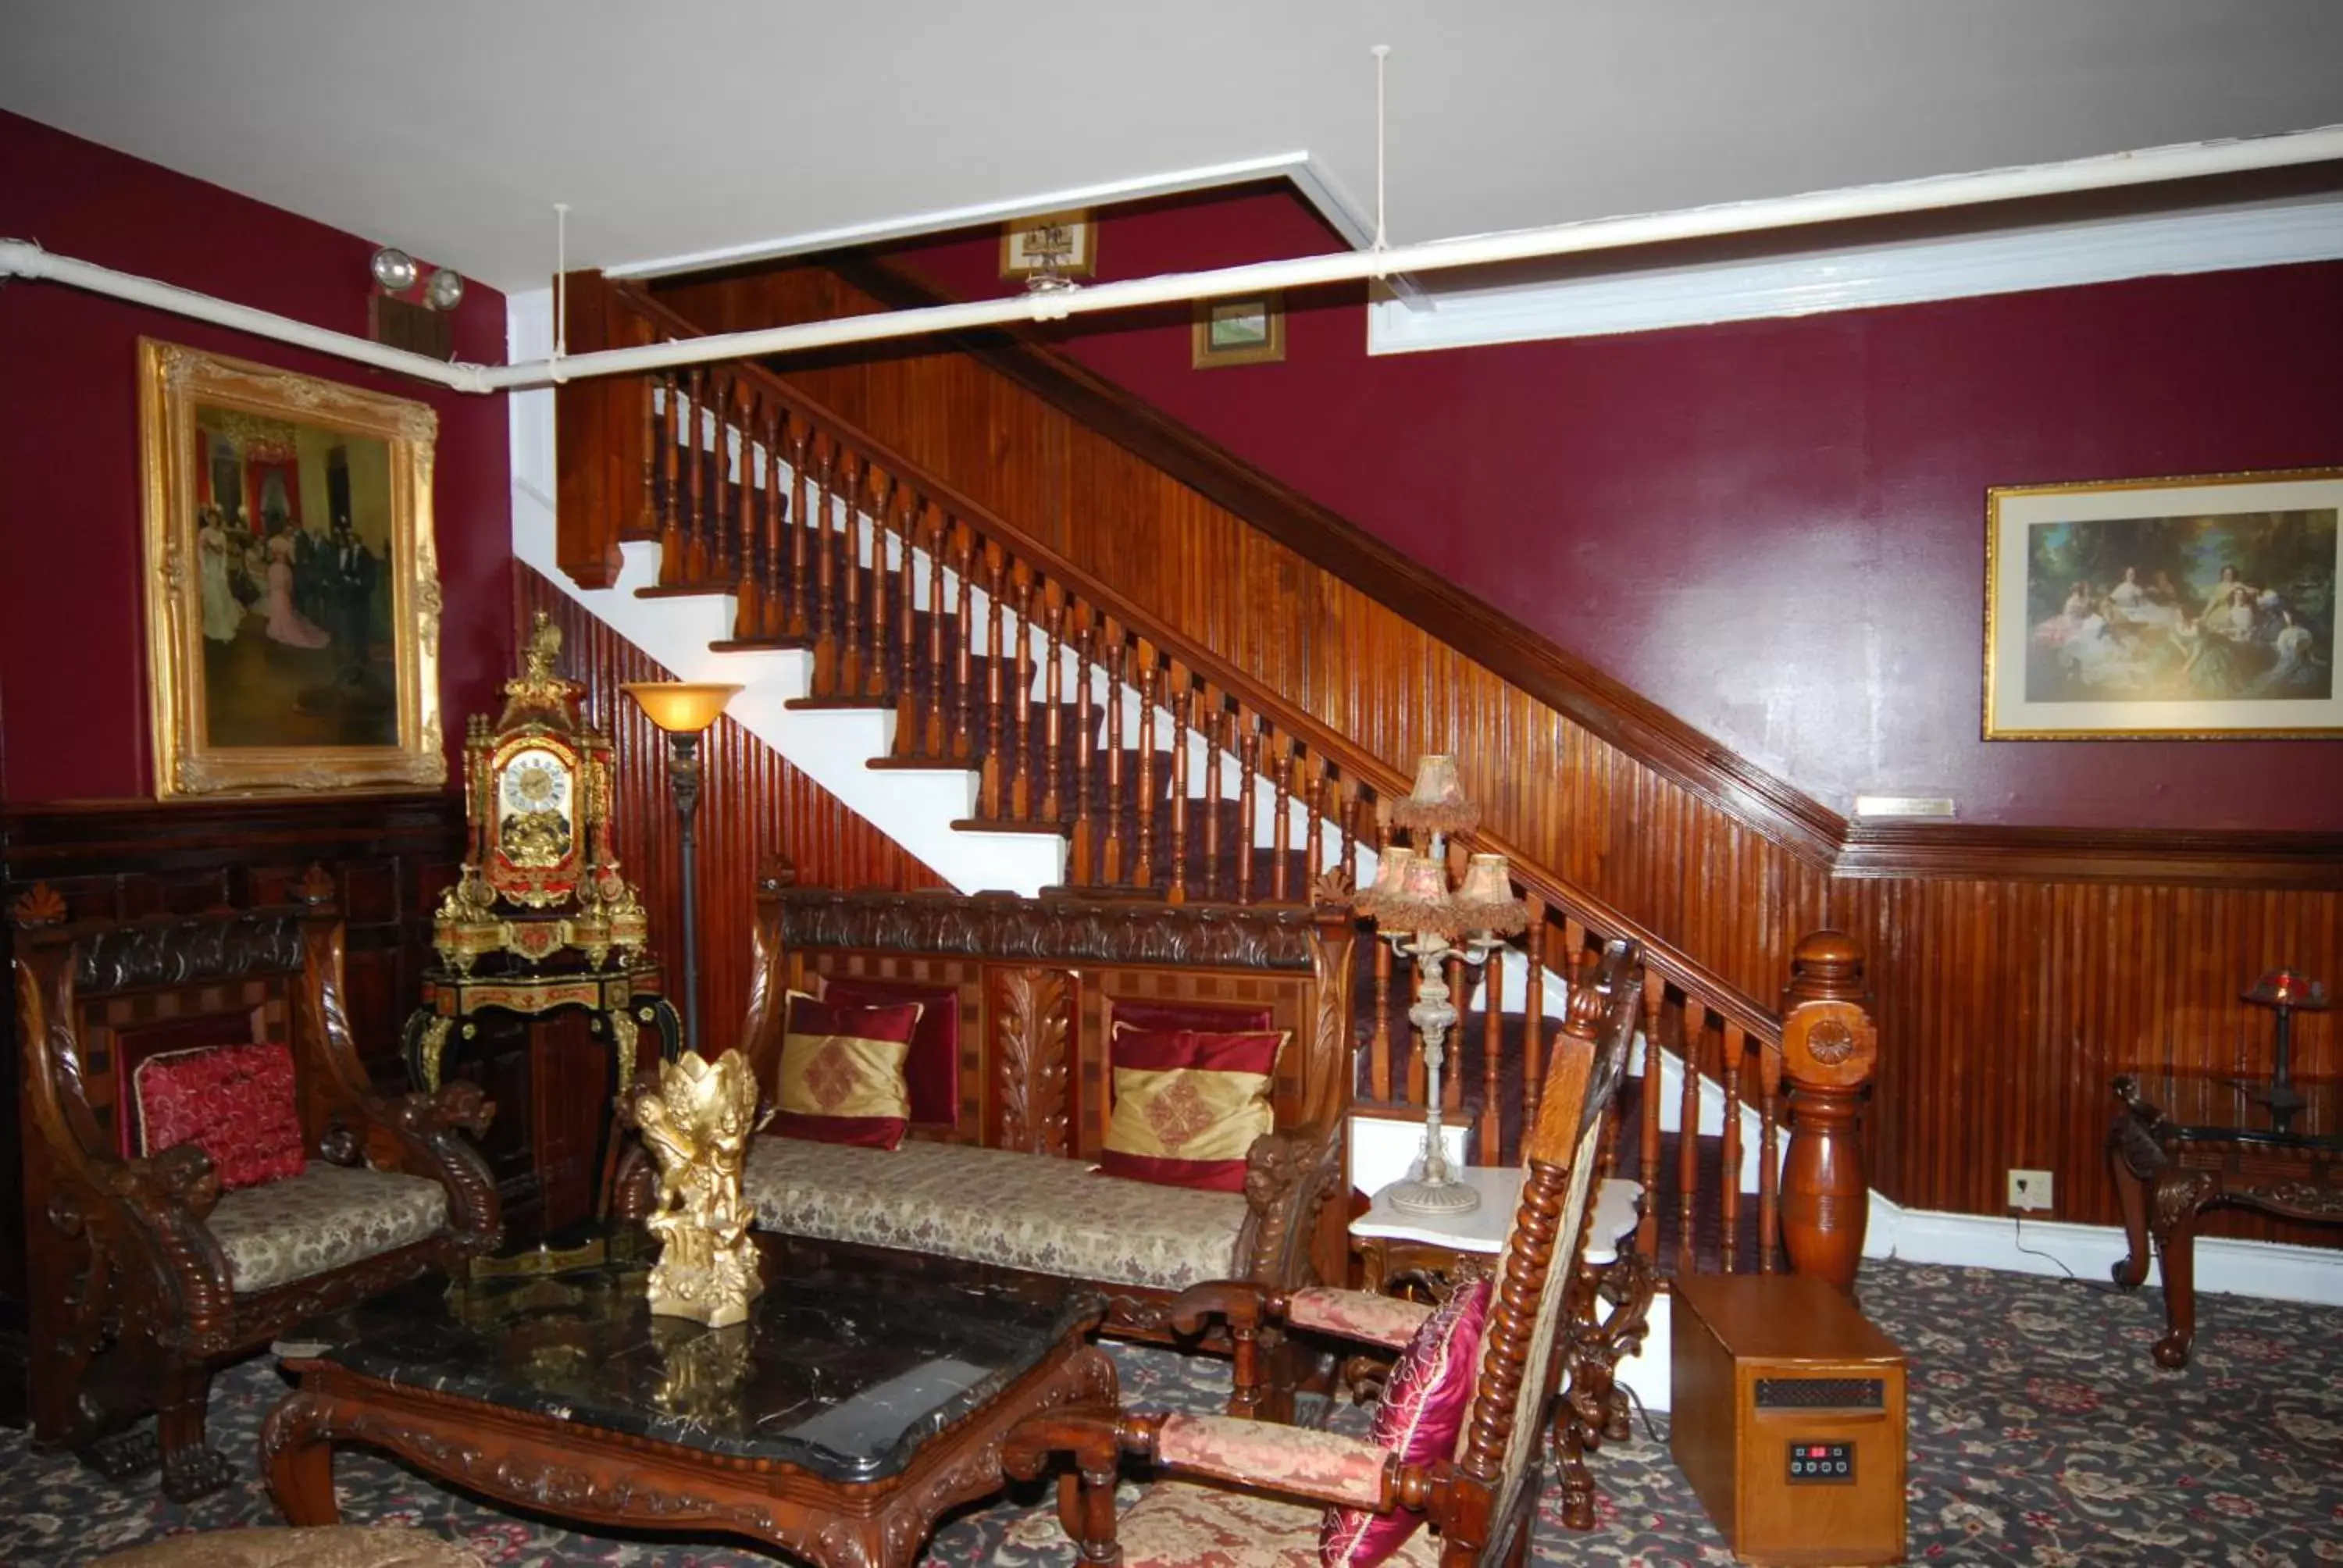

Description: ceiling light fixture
[369,247,418,294]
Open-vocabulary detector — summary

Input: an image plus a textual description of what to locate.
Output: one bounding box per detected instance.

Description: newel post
[552,269,654,590]
[1778,931,1878,1293]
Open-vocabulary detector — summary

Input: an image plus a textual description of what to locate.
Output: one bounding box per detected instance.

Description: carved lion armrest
[361,1081,503,1253]
[95,1143,239,1352]
[1236,1121,1343,1289]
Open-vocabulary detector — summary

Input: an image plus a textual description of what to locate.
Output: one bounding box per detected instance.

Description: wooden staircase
[549,273,1877,1288]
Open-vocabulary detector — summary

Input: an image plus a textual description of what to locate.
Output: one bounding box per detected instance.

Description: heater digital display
[1786,1441,1855,1484]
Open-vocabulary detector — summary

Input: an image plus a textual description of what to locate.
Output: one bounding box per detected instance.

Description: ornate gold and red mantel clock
[402,613,679,1219]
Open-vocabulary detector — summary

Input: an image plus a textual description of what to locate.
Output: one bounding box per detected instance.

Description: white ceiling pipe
[9,122,2343,399]
[473,120,2343,390]
[0,239,493,391]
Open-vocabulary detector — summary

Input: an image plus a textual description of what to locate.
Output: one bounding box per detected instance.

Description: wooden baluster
[1236,710,1261,905]
[1068,608,1097,884]
[1446,949,1467,1113]
[676,369,702,583]
[1721,1021,1746,1272]
[868,472,896,699]
[1200,693,1225,902]
[811,442,841,693]
[840,463,874,697]
[1678,1003,1709,1277]
[951,522,976,761]
[659,373,682,574]
[786,422,812,638]
[1481,943,1503,1161]
[640,375,661,541]
[1638,971,1666,1261]
[733,386,760,640]
[1165,661,1191,903]
[1336,774,1360,890]
[1759,1038,1783,1274]
[1009,565,1035,820]
[710,373,733,584]
[1369,814,1393,1101]
[979,543,1005,819]
[1133,641,1159,889]
[892,494,922,756]
[760,405,785,637]
[1042,584,1066,823]
[1100,621,1127,885]
[1523,894,1547,1139]
[1269,734,1294,903]
[1301,753,1328,882]
[922,507,948,757]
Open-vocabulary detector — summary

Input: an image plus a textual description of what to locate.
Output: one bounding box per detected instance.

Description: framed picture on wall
[139,339,447,797]
[1192,292,1286,369]
[999,209,1095,281]
[1984,467,2342,739]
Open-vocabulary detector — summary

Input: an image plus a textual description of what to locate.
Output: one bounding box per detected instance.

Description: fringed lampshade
[1372,851,1466,936]
[1453,853,1528,937]
[1355,846,1419,922]
[1389,754,1479,838]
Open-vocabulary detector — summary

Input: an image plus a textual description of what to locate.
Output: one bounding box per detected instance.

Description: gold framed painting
[1984,466,2341,739]
[139,339,446,797]
[999,209,1095,280]
[1192,292,1286,369]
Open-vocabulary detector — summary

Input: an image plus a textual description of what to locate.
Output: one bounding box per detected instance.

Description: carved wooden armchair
[11,874,501,1501]
[1004,939,1643,1568]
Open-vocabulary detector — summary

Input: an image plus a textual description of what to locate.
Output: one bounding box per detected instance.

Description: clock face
[496,745,576,870]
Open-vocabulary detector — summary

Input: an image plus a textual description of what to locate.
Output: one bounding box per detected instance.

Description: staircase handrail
[598,278,1783,1046]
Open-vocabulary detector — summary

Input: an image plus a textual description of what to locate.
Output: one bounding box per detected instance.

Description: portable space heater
[1671,1272,1908,1566]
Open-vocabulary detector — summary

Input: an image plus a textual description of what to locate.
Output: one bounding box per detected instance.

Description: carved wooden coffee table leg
[259,1389,342,1525]
[2149,1171,2214,1369]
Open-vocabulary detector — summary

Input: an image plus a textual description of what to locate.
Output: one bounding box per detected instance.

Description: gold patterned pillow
[1100,1028,1284,1191]
[772,992,923,1149]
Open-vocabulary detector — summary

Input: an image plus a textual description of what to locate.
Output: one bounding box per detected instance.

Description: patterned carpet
[4,1258,2339,1566]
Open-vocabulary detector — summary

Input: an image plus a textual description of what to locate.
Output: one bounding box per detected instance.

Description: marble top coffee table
[262,1238,1114,1567]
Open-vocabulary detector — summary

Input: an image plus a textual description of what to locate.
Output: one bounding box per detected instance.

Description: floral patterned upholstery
[1113,1485,1444,1568]
[1286,1287,1434,1350]
[743,1135,1247,1291]
[1154,1414,1391,1506]
[205,1164,451,1295]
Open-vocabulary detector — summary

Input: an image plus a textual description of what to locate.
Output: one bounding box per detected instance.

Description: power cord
[2012,1212,2117,1295]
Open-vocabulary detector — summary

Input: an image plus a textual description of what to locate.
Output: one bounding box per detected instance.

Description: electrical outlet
[2007,1169,2053,1212]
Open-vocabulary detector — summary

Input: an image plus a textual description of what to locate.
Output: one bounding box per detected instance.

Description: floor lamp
[620,682,741,1058]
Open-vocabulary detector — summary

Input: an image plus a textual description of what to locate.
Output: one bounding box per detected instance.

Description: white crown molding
[1368,194,2343,354]
[602,150,1429,308]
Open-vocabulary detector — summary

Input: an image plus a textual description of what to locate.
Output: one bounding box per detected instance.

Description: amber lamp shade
[2244,968,2331,1010]
[621,682,742,734]
[1389,753,1479,837]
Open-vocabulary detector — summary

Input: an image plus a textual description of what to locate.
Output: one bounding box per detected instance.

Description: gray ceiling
[5,0,2343,294]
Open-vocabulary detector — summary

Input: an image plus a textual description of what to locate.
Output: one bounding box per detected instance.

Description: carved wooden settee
[622,873,1357,1344]
[10,876,501,1500]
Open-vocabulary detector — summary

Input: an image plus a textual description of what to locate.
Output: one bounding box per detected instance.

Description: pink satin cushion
[1319,1275,1492,1567]
[132,1041,307,1191]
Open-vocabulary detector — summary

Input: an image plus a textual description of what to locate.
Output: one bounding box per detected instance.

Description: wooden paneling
[642,264,2342,1242]
[517,567,948,1051]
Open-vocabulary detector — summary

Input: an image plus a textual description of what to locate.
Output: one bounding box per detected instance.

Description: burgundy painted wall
[0,109,512,803]
[890,189,2343,831]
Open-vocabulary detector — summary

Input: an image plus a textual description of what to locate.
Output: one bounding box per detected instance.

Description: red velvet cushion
[1320,1276,1492,1567]
[132,1041,307,1192]
[820,977,960,1127]
[770,992,924,1149]
[1098,1027,1283,1192]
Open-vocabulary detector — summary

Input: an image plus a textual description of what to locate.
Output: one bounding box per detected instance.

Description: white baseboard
[1863,1192,2343,1306]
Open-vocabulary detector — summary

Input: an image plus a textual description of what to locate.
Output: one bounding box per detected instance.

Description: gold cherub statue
[625,1049,769,1327]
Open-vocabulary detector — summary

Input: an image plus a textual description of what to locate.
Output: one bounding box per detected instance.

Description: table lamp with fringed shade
[621,682,741,1056]
[2238,967,2331,1119]
[1354,754,1527,1215]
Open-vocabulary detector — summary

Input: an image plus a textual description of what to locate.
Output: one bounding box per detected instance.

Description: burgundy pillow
[133,1041,308,1191]
[1099,1028,1283,1192]
[1320,1276,1492,1567]
[1109,996,1275,1037]
[821,977,960,1127]
[769,992,924,1149]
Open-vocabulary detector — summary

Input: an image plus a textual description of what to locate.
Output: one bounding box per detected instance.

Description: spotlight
[369,247,419,293]
[423,267,465,312]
